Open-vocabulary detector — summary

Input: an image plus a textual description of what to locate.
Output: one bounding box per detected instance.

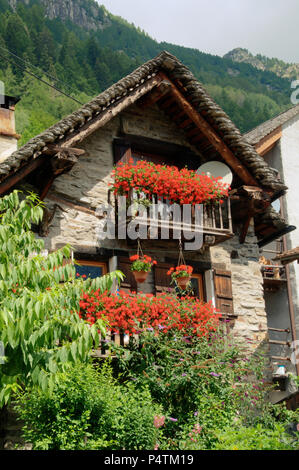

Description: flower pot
[132,270,148,284]
[176,276,191,290]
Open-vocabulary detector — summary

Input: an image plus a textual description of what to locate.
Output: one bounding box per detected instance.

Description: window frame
[190,273,205,302]
[75,260,108,278]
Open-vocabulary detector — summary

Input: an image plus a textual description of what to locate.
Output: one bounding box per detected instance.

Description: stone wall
[38,102,269,357]
[210,220,269,352]
[42,102,201,251]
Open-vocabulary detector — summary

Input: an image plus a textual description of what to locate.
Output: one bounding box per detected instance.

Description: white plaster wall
[280,117,299,301]
[0,136,18,162]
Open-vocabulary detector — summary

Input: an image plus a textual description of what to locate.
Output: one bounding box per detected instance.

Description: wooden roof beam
[159,73,260,187]
[178,118,193,129]
[254,126,282,157]
[43,145,85,156]
[158,96,178,111]
[187,127,203,138]
[0,155,45,196]
[172,110,188,121]
[138,80,172,108]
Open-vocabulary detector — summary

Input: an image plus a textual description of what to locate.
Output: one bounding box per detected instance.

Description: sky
[99,0,299,63]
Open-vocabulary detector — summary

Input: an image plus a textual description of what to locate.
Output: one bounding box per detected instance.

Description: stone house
[0,51,297,399]
[245,110,299,403]
[0,95,20,163]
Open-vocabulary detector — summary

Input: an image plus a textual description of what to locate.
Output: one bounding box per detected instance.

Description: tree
[4,13,32,58]
[0,190,123,406]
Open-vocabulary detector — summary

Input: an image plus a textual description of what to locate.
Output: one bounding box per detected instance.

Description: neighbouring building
[0,52,298,403]
[245,109,299,403]
[0,95,20,162]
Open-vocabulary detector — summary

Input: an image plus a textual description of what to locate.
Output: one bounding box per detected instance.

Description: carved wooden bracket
[38,204,67,237]
[237,186,272,243]
[51,152,79,176]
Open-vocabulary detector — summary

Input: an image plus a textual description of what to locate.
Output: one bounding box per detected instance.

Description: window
[131,150,171,166]
[189,274,204,301]
[75,260,107,280]
[154,263,205,300]
[113,138,199,170]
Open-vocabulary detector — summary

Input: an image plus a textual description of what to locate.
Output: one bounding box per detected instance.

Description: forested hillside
[224,48,299,80]
[0,0,293,146]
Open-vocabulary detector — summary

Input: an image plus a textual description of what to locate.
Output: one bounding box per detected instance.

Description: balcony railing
[109,190,233,246]
[261,264,287,291]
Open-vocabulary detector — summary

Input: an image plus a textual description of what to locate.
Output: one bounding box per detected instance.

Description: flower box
[111,159,229,206]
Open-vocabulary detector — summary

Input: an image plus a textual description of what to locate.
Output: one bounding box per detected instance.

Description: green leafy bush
[214,424,299,450]
[0,190,123,406]
[111,329,299,450]
[112,329,263,421]
[16,363,162,450]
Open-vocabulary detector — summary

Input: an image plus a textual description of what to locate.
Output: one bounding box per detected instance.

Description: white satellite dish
[197,161,233,186]
[271,199,281,213]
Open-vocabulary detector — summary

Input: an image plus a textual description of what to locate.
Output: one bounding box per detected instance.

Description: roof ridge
[244,102,299,144]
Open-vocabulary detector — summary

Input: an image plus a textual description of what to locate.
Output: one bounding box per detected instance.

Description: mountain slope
[224,47,299,80]
[0,0,292,145]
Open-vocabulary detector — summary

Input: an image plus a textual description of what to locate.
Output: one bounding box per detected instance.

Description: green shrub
[0,190,123,406]
[111,329,299,450]
[15,362,161,450]
[214,424,299,450]
[112,329,266,423]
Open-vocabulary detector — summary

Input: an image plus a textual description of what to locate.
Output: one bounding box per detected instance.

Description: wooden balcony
[261,264,287,291]
[109,190,233,247]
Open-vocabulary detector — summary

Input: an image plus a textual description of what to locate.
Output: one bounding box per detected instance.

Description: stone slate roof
[0,51,286,192]
[274,246,299,264]
[254,206,294,245]
[244,104,299,145]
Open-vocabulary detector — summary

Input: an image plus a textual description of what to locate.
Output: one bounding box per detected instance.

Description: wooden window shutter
[113,140,132,166]
[213,269,234,315]
[154,263,174,294]
[117,257,137,293]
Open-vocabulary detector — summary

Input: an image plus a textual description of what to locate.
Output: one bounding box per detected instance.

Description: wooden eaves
[254,127,282,157]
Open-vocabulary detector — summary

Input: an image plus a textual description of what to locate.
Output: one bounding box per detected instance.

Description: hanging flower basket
[176,276,191,290]
[130,254,157,284]
[132,270,149,284]
[167,265,193,290]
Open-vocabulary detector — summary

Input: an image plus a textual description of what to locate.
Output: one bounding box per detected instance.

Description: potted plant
[167,265,193,290]
[130,254,157,283]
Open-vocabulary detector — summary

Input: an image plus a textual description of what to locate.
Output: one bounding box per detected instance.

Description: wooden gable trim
[158,72,260,188]
[254,126,282,157]
[0,155,45,196]
[60,74,164,149]
[0,146,85,197]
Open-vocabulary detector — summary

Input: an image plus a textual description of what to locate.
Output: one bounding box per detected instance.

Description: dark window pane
[190,277,200,298]
[76,264,104,279]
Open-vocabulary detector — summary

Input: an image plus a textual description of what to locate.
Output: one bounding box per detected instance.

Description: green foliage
[0,190,123,407]
[112,329,257,421]
[13,325,299,450]
[213,424,298,450]
[16,362,161,450]
[110,329,299,450]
